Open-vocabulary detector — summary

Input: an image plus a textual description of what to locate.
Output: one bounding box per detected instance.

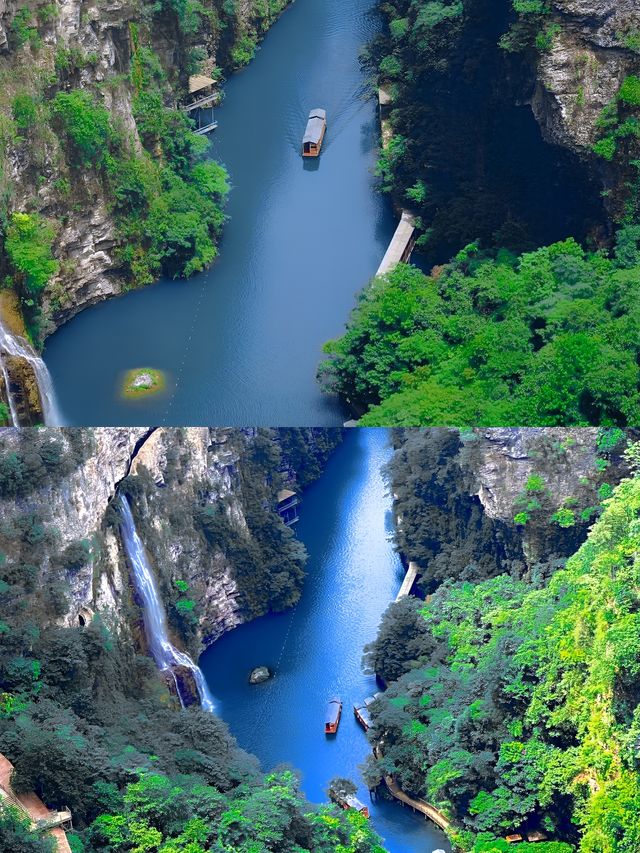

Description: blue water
[199,429,451,852]
[43,0,396,426]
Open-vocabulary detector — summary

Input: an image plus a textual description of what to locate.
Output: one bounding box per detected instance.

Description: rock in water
[249,666,271,684]
[121,367,167,399]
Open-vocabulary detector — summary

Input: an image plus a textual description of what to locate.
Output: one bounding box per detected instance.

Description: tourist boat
[325,697,342,734]
[330,790,370,818]
[302,109,327,157]
[353,696,375,731]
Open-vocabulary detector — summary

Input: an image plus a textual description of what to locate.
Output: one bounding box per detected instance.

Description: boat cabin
[328,785,370,818]
[353,701,372,731]
[325,697,342,734]
[302,109,327,157]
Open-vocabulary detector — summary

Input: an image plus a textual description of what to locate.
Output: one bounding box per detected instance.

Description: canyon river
[199,429,451,852]
[43,0,396,425]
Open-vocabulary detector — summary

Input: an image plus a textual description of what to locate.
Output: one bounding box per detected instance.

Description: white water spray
[0,320,62,426]
[118,494,215,712]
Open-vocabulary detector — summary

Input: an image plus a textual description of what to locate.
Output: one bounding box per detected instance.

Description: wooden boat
[302,109,327,157]
[353,702,370,731]
[330,790,370,818]
[325,697,342,734]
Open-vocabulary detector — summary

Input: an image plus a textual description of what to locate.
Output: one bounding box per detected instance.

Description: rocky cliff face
[0,427,338,659]
[531,0,639,212]
[0,0,290,340]
[389,427,635,590]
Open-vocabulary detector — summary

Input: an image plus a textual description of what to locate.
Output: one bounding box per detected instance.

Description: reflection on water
[43,0,396,426]
[200,430,451,853]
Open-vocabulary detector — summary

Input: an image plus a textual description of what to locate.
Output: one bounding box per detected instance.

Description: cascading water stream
[0,356,19,427]
[0,320,62,426]
[117,494,215,712]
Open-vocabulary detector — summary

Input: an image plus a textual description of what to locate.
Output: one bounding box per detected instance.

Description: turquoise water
[43,0,396,425]
[200,429,451,852]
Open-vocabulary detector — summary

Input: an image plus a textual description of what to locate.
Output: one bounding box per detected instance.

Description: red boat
[330,789,370,818]
[325,698,342,734]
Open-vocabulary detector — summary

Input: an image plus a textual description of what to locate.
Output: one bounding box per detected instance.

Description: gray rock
[249,666,272,684]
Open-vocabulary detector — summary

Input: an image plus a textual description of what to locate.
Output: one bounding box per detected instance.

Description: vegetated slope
[363,428,640,851]
[0,0,291,347]
[0,427,384,852]
[320,0,640,425]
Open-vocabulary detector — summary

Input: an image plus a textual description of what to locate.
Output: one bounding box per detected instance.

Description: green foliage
[0,428,378,853]
[366,463,640,850]
[4,213,59,295]
[0,805,55,852]
[550,507,575,528]
[12,95,38,132]
[50,91,111,165]
[10,9,41,50]
[525,475,545,493]
[513,511,529,525]
[320,240,640,426]
[619,76,640,107]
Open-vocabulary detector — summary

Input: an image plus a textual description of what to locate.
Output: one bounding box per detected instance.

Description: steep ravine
[0,427,341,662]
[0,0,291,422]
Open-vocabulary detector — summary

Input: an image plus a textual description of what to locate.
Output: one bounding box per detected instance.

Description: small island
[120,368,167,399]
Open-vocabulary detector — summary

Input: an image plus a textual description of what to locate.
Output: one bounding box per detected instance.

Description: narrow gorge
[2,426,639,852]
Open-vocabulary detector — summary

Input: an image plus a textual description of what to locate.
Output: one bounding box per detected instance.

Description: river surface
[43,0,395,426]
[199,429,451,852]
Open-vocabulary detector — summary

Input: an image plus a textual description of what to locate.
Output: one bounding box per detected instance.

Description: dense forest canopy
[321,238,640,425]
[364,437,640,852]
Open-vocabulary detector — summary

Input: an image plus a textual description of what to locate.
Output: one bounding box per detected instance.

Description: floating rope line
[160,271,211,424]
[244,592,302,754]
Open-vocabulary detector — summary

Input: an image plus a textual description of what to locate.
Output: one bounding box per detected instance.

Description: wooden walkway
[0,753,72,852]
[384,774,450,831]
[376,211,417,277]
[396,561,419,600]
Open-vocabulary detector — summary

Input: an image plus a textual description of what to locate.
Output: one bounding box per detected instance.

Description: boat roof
[357,707,371,725]
[303,109,326,144]
[325,699,341,723]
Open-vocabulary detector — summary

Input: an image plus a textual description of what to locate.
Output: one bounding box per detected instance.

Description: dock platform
[396,561,419,601]
[376,211,417,277]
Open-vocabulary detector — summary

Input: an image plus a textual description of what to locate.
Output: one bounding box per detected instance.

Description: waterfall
[0,320,62,426]
[0,357,19,427]
[117,494,215,712]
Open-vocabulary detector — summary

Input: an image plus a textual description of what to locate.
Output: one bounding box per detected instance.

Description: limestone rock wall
[389,427,635,590]
[0,0,290,339]
[533,0,639,190]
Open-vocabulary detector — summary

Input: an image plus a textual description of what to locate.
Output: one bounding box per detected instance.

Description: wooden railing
[383,774,451,831]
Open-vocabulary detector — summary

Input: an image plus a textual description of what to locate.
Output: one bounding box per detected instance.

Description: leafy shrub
[4,213,58,295]
[619,75,640,107]
[551,507,575,528]
[50,91,111,165]
[525,475,545,493]
[12,95,37,132]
